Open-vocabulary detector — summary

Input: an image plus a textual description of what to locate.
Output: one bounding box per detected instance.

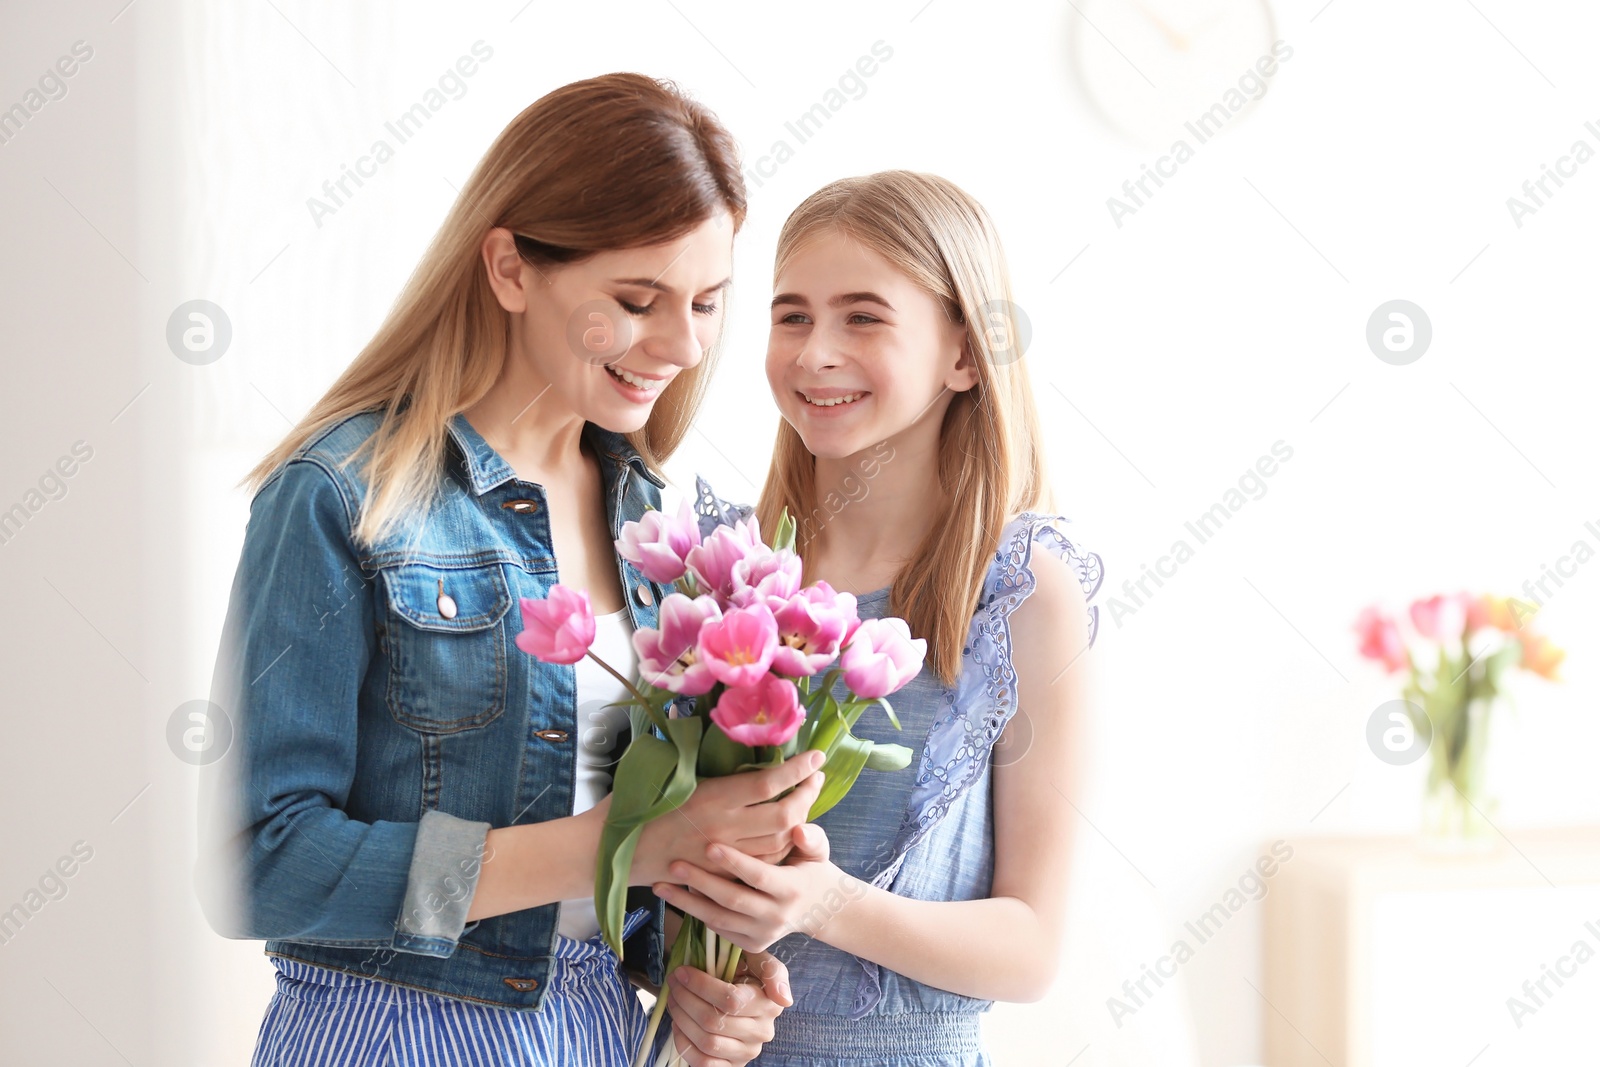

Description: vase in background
[1354,593,1563,850]
[1419,694,1497,850]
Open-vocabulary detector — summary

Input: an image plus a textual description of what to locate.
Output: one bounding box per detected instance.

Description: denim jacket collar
[445,413,666,496]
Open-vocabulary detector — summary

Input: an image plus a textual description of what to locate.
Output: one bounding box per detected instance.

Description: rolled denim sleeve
[197,457,479,957]
[392,809,493,954]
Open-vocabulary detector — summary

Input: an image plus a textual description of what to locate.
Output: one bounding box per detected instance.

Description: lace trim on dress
[694,475,755,539]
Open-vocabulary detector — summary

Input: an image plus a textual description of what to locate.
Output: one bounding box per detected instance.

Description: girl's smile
[767,229,974,460]
[796,387,871,413]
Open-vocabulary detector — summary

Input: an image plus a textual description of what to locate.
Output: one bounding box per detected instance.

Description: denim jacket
[199,408,671,1011]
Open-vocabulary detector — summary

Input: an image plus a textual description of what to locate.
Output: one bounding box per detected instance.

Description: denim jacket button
[634,582,653,607]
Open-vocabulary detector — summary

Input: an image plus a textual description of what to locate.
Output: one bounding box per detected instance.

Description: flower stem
[636,976,671,1067]
[587,650,671,734]
[636,913,694,1067]
[720,944,743,984]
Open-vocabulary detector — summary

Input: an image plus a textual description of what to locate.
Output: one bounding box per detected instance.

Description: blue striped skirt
[252,908,667,1066]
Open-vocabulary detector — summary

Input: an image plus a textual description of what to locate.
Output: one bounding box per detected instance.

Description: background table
[1263,826,1600,1067]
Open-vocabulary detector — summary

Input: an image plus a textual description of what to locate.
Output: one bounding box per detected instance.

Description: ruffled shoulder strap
[692,474,755,539]
[873,511,1104,884]
[981,511,1105,649]
[847,511,1105,1018]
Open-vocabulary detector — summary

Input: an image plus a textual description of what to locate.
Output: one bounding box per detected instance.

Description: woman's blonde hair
[756,171,1050,686]
[243,73,747,548]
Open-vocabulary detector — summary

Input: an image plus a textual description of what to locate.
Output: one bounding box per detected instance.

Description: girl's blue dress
[695,480,1106,1067]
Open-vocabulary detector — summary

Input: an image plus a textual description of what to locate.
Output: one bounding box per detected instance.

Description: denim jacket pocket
[379,561,511,733]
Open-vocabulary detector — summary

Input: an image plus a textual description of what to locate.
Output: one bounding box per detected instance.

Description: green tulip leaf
[864,742,913,772]
[773,508,797,552]
[698,719,754,778]
[808,731,874,820]
[596,717,702,958]
[807,698,846,758]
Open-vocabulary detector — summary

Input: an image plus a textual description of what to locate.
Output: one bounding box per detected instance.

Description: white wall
[0,2,165,1064]
[2,1,1597,1064]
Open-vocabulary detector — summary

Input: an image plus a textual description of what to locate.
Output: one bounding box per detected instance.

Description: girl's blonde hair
[243,73,747,548]
[756,171,1050,685]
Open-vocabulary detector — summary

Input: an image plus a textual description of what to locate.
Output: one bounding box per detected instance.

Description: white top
[555,607,637,941]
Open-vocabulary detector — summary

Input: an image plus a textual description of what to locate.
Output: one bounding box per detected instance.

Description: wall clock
[1069,0,1281,148]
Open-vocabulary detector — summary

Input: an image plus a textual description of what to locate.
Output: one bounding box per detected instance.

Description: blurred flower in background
[1354,591,1565,842]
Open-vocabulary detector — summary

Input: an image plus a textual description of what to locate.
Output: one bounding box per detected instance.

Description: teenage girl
[652,171,1105,1066]
[198,74,821,1067]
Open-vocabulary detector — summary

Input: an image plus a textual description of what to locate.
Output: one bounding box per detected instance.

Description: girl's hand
[632,751,825,887]
[653,824,850,953]
[663,949,791,1067]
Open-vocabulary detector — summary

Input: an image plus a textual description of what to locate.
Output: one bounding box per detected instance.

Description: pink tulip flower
[1408,594,1468,643]
[711,674,805,747]
[634,593,723,695]
[1353,605,1407,672]
[769,582,859,677]
[515,585,596,665]
[730,548,803,608]
[840,617,927,698]
[1463,593,1492,633]
[615,500,702,585]
[697,603,779,688]
[685,516,764,602]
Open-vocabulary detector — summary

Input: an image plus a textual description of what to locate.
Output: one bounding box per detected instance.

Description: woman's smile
[604,361,672,402]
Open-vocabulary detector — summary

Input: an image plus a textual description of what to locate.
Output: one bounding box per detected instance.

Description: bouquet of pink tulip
[515,501,924,1066]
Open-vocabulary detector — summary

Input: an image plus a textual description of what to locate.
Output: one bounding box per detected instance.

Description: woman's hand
[653,824,850,953]
[663,949,791,1067]
[632,750,825,888]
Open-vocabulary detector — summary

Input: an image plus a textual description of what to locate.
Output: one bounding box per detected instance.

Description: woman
[198,74,820,1067]
[652,171,1105,1065]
